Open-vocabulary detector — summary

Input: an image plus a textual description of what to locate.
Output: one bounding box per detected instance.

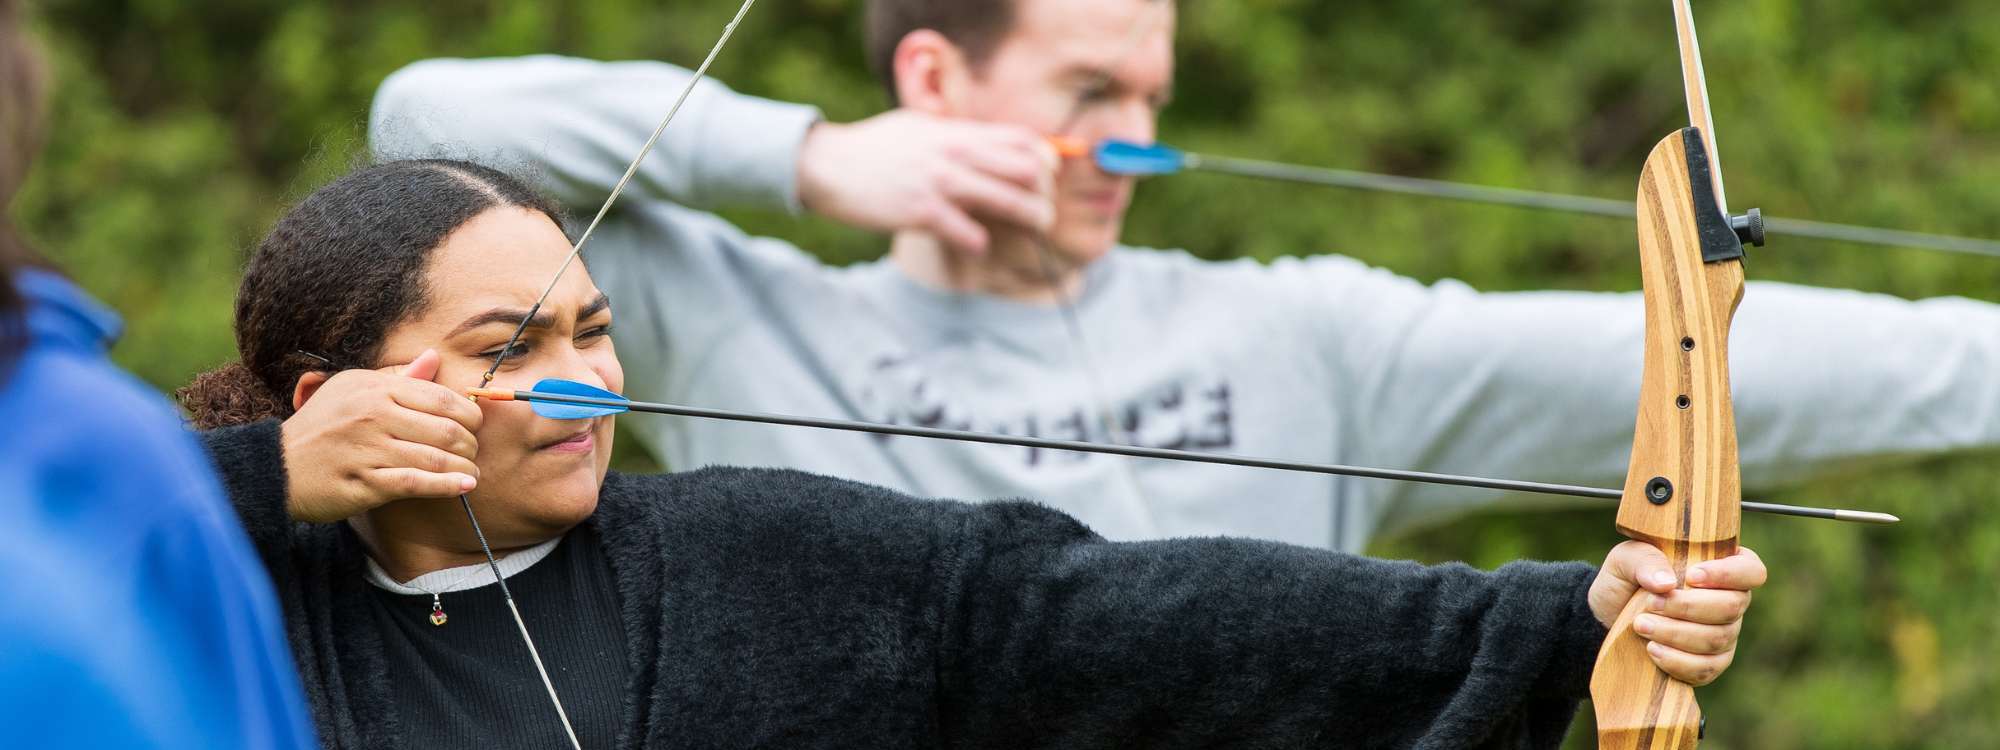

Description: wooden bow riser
[1589,128,1747,750]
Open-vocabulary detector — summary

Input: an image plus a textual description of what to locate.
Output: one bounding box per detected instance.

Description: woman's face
[375,206,623,547]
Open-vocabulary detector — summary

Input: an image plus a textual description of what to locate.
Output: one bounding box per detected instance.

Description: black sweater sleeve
[196,419,298,578]
[937,501,1605,749]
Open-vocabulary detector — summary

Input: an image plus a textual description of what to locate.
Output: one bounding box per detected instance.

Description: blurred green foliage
[12,0,1997,746]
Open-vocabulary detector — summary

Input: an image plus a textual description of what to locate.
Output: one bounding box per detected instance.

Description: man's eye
[578,324,613,342]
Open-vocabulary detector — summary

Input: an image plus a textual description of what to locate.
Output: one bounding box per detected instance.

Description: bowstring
[456,1,762,747]
[1029,0,1172,519]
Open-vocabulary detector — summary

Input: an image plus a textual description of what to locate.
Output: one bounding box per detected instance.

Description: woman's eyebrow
[450,292,612,338]
[451,307,544,338]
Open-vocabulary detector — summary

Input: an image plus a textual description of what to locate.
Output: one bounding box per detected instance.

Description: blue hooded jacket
[0,269,316,749]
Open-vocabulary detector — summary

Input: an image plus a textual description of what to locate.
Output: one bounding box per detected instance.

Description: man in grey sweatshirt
[369,0,1998,552]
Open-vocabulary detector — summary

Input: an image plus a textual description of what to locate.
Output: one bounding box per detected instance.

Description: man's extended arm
[370,54,1060,254]
[1295,255,2000,537]
[371,55,817,214]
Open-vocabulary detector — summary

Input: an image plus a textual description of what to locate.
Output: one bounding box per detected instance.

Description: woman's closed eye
[477,325,611,363]
[477,341,531,363]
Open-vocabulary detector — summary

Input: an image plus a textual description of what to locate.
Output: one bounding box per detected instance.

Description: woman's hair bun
[179,360,288,429]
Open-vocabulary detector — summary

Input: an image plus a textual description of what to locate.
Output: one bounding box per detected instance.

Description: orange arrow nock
[1047,135,1091,160]
[466,387,515,401]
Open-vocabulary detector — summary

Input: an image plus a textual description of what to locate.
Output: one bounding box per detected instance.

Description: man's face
[958,0,1174,264]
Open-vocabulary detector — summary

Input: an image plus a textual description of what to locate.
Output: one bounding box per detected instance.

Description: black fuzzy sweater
[203,419,1606,749]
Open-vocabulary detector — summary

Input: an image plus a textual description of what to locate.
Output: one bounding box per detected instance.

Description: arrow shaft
[1176,153,2000,259]
[1192,153,1634,216]
[497,389,1894,525]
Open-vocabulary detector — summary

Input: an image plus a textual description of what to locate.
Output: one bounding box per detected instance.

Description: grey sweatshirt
[370,55,2000,552]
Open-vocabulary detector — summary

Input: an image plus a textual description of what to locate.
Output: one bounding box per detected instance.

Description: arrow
[1072,137,2000,259]
[468,379,1899,526]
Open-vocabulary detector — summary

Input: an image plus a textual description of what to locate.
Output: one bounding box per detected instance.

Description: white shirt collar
[364,536,563,596]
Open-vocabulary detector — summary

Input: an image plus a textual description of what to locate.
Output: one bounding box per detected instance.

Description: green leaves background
[13,1,1996,746]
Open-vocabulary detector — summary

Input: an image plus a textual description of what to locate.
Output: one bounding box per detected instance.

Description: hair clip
[295,350,348,372]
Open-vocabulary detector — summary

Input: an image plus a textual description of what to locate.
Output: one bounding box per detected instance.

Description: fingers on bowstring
[381,400,481,461]
[387,377,485,436]
[970,122,1060,169]
[381,437,481,484]
[364,466,479,500]
[939,166,1056,234]
[958,137,1056,192]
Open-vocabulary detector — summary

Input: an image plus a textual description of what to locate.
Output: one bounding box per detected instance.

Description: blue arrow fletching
[527,378,629,420]
[1093,139,1187,176]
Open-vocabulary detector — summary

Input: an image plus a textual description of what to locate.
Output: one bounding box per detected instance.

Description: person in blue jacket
[0,2,317,746]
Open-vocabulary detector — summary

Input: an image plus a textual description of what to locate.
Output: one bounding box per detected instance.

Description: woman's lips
[540,425,596,454]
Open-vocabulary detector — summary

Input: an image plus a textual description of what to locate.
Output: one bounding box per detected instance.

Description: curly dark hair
[179,159,565,429]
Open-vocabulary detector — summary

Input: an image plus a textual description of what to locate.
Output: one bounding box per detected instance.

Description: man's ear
[292,370,332,413]
[892,29,973,115]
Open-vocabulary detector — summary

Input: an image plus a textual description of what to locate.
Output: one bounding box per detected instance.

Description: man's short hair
[865,0,1017,104]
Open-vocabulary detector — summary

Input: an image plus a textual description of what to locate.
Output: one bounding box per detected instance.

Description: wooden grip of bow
[1589,128,1746,750]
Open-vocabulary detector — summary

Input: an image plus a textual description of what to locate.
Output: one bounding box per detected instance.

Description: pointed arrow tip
[1835,509,1901,525]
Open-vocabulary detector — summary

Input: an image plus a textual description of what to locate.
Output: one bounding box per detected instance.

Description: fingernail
[1647,642,1664,657]
[1686,566,1709,584]
[460,476,477,492]
[1634,615,1655,635]
[1648,594,1668,612]
[1651,570,1679,588]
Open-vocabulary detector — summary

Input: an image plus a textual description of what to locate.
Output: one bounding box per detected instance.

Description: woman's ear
[892,29,972,115]
[292,371,332,413]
